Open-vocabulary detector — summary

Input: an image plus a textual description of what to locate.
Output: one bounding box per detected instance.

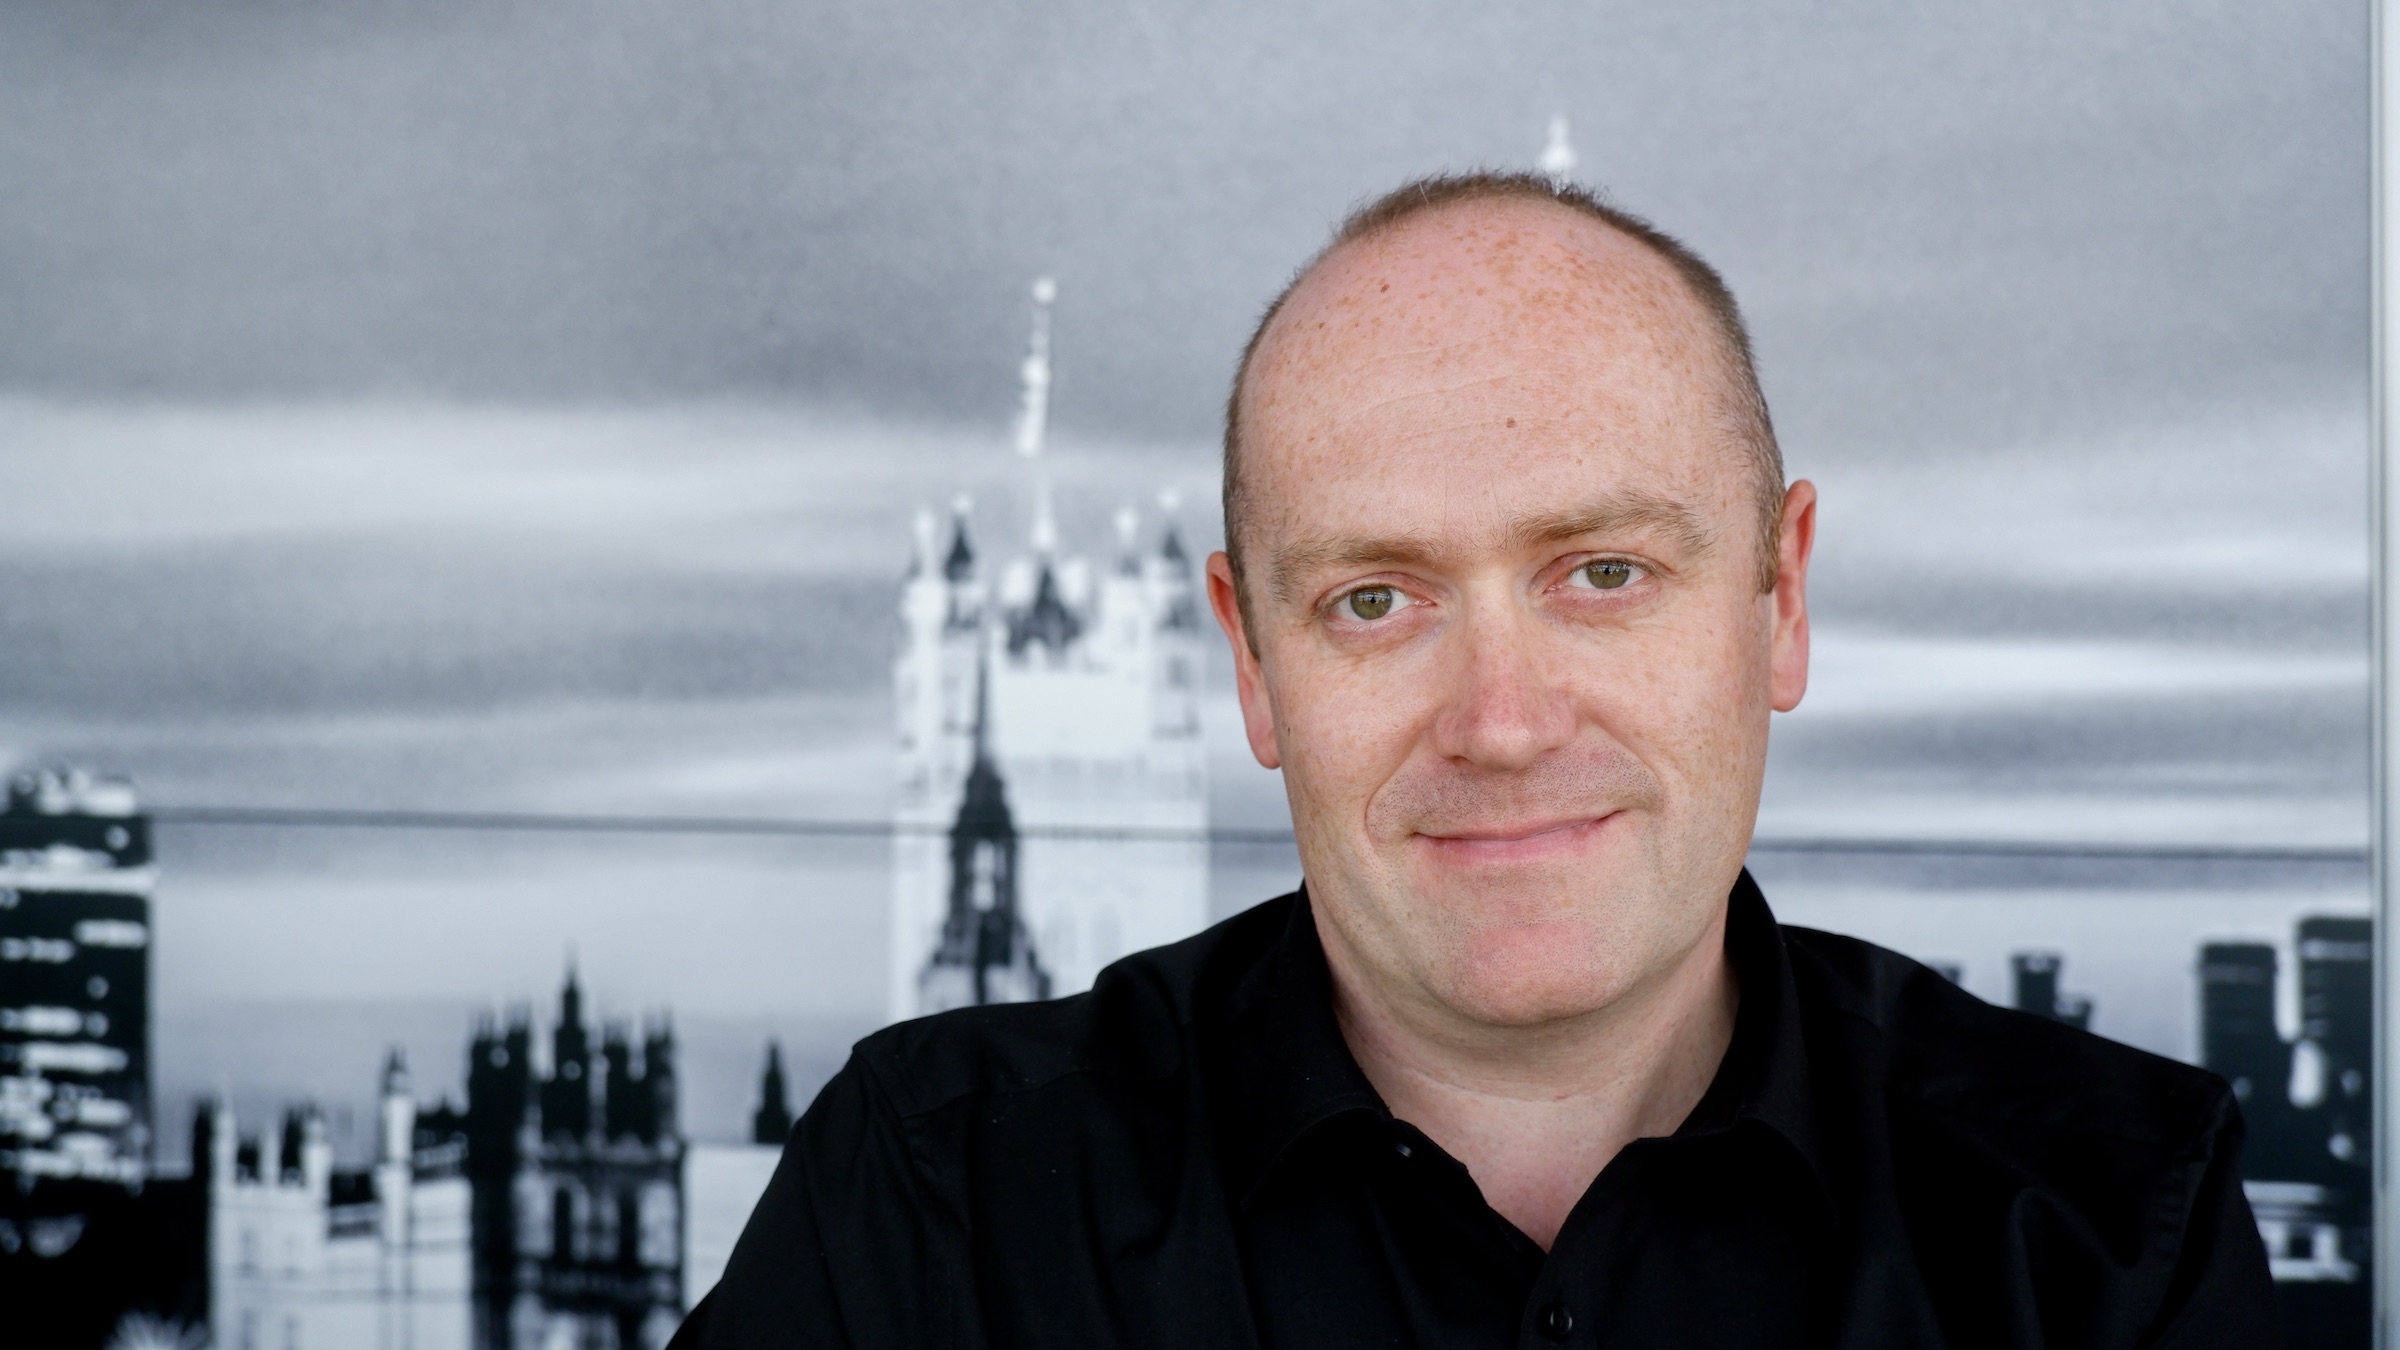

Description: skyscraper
[2296,917,2371,1171]
[0,767,153,1193]
[0,768,198,1347]
[2197,917,2372,1344]
[2198,943,2288,1129]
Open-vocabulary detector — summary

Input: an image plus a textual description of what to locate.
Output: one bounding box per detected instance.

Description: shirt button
[1536,1301,1575,1341]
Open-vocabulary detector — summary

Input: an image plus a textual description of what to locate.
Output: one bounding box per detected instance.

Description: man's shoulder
[1775,924,2273,1346]
[848,895,1294,1121]
[1781,923,2234,1155]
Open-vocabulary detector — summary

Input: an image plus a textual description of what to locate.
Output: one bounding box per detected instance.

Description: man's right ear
[1205,551,1282,771]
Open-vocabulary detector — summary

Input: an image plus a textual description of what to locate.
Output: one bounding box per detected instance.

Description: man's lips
[1412,812,1620,864]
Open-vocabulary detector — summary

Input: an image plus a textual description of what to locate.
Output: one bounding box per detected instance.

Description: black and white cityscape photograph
[0,1,2378,1346]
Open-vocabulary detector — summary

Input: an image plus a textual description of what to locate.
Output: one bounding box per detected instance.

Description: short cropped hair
[1221,172,1786,628]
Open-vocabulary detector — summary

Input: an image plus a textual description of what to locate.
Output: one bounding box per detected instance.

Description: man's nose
[1427,601,1578,772]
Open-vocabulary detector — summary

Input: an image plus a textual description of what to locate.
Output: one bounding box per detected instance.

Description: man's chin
[1387,844,1664,1025]
[1431,919,1629,1027]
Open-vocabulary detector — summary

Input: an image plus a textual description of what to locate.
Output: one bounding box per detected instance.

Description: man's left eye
[1569,560,1638,591]
[1340,586,1408,620]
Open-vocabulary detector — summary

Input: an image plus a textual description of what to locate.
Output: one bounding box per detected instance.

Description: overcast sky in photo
[0,0,2365,448]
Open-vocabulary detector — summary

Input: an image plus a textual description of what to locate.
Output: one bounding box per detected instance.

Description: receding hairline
[1221,172,1786,622]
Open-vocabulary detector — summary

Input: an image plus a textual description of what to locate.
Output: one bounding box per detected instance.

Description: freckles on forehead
[1240,202,1739,541]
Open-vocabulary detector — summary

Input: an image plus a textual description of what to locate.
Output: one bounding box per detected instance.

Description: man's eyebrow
[1267,533,1443,605]
[1265,493,1716,605]
[1505,494,1717,556]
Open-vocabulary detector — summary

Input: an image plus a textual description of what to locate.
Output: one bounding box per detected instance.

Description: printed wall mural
[0,2,2371,1345]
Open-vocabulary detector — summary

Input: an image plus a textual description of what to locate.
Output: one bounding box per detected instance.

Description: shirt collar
[1220,886,1387,1206]
[1222,869,1836,1219]
[1681,870,1836,1220]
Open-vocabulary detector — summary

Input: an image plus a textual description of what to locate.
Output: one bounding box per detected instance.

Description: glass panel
[0,4,2366,1346]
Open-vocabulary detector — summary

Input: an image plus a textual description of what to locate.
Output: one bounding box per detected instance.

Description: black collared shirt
[678,874,2280,1348]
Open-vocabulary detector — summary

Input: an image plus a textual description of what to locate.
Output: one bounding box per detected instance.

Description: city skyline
[0,771,802,1347]
[3,763,2374,1348]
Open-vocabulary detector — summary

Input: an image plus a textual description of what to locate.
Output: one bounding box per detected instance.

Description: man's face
[1209,199,1815,1030]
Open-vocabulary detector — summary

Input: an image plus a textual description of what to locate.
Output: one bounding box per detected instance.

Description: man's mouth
[1413,812,1620,865]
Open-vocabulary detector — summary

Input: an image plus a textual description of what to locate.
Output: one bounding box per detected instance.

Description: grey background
[0,0,2371,1150]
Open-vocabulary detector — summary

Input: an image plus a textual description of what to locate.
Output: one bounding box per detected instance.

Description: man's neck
[1320,905,1739,1252]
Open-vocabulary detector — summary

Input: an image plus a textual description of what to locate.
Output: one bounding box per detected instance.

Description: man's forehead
[1231,198,1760,592]
[1238,219,1731,510]
[1244,203,1728,470]
[1248,197,1710,403]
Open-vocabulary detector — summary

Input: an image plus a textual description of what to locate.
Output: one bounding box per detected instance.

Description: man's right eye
[1343,586,1400,620]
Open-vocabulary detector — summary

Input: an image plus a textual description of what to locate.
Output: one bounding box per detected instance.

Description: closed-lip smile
[1415,812,1619,863]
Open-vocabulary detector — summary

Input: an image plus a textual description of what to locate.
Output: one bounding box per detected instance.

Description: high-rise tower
[2296,917,2372,1170]
[2197,915,2372,1327]
[0,767,153,1193]
[2198,943,2287,1118]
[889,280,1209,1021]
[0,768,197,1347]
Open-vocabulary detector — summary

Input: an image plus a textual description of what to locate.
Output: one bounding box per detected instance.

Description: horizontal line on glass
[141,805,2368,864]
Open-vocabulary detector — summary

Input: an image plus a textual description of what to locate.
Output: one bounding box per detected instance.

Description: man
[678,174,2279,1348]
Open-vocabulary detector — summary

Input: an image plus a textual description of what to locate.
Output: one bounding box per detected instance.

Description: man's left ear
[1769,480,1816,713]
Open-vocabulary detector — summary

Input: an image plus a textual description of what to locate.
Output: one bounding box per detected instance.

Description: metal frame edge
[2375,0,2395,1336]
